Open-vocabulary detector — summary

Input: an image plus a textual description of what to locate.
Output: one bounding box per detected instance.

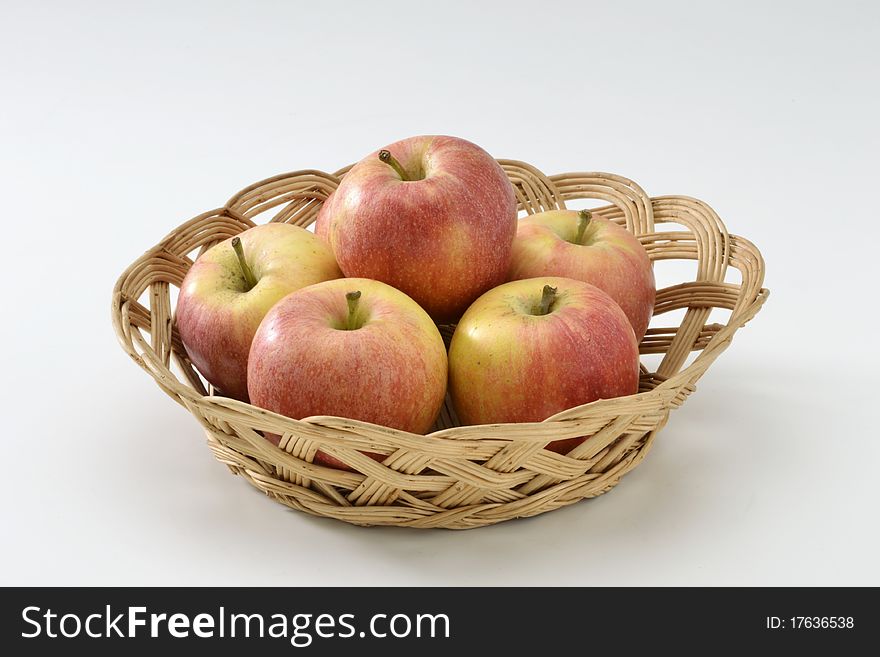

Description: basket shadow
[234,366,788,585]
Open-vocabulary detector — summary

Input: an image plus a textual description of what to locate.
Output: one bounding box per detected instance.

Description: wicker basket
[112,160,768,529]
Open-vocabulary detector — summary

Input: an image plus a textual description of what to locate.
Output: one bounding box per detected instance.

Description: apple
[448,277,639,454]
[315,135,517,323]
[509,209,656,341]
[176,223,342,401]
[247,277,448,470]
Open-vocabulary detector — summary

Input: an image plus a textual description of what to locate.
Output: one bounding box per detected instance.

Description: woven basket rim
[111,199,767,441]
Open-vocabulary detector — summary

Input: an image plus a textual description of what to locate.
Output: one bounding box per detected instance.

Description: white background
[3,0,878,586]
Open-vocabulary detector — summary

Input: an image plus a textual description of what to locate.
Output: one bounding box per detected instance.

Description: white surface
[2,0,878,586]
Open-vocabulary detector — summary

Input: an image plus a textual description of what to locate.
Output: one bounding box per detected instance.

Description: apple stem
[346,290,362,330]
[575,210,592,245]
[231,236,258,290]
[378,149,409,181]
[536,285,558,316]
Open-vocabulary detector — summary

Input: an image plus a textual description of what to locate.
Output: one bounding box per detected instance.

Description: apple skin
[315,135,517,323]
[247,278,448,470]
[176,223,342,401]
[509,210,655,341]
[448,276,639,455]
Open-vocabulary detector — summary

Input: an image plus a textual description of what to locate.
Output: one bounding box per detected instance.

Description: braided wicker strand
[111,161,768,529]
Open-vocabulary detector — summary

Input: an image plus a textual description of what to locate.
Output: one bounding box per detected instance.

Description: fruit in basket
[315,135,517,323]
[509,209,655,341]
[247,277,448,470]
[448,277,639,454]
[176,223,342,401]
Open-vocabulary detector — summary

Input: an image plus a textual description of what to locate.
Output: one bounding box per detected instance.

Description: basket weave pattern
[112,161,767,529]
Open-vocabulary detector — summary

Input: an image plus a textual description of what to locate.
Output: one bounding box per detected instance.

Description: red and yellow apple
[315,135,517,323]
[448,277,639,454]
[247,278,448,470]
[176,223,342,401]
[509,209,655,341]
